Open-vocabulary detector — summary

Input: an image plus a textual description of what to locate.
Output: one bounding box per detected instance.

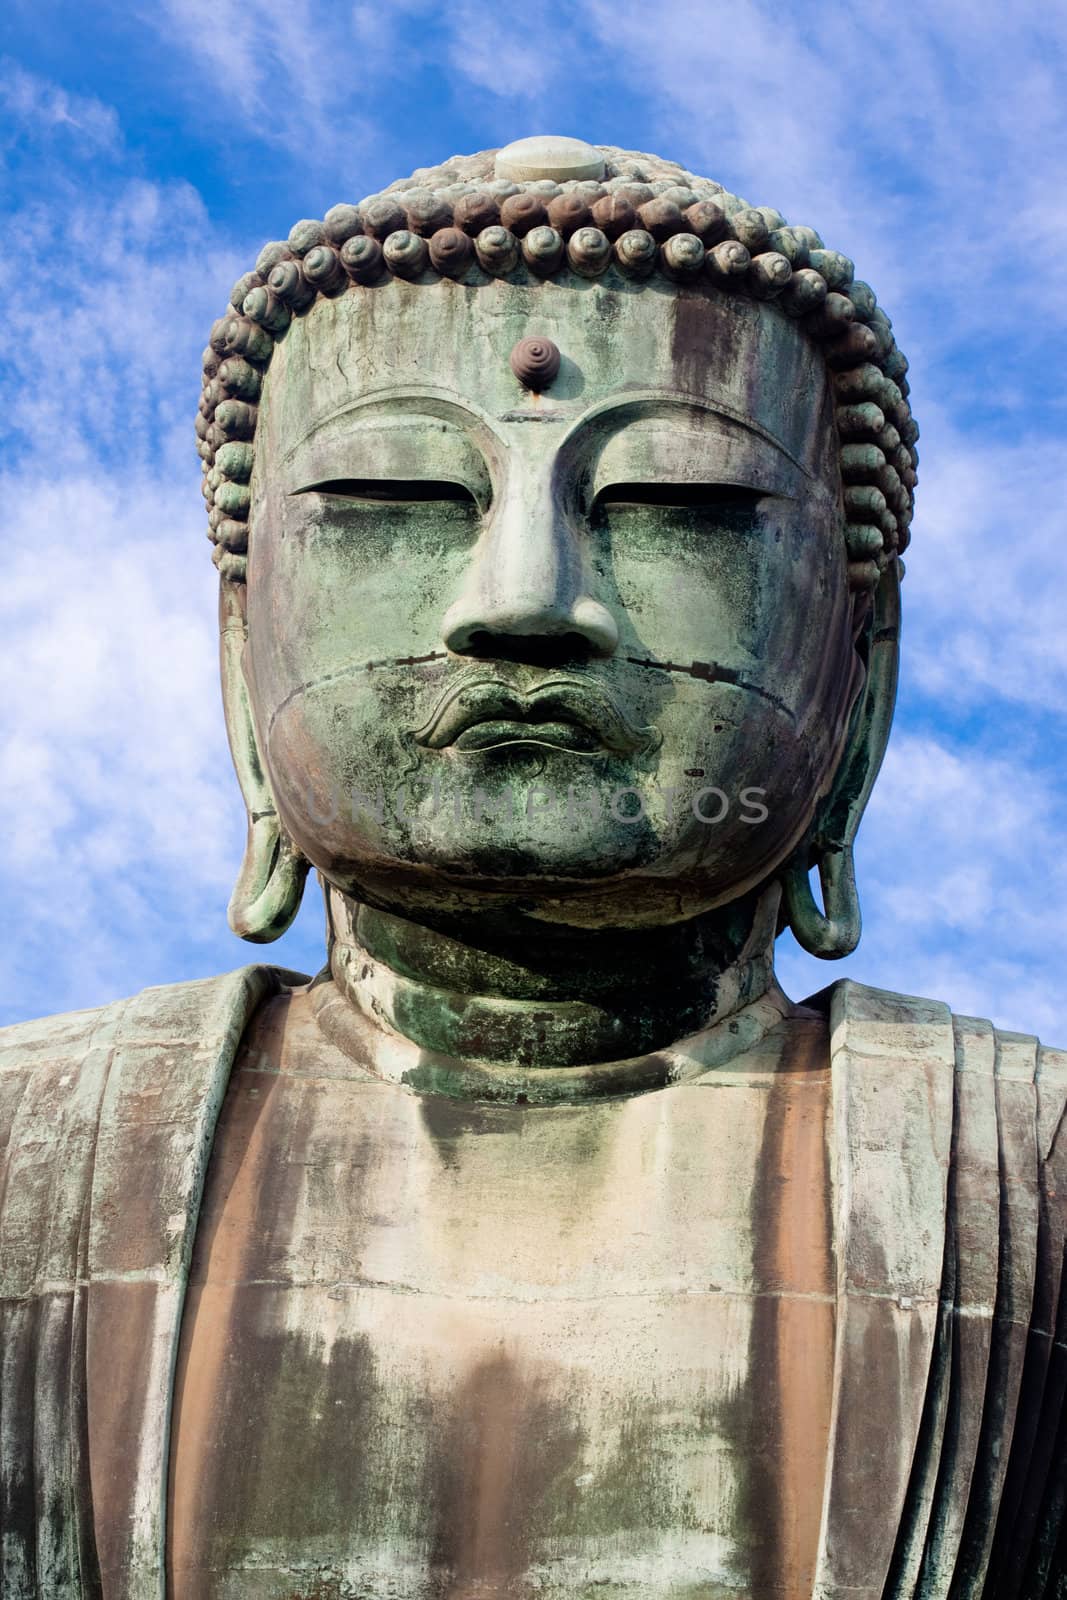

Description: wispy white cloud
[904,442,1067,712]
[0,58,121,160]
[0,82,296,1019]
[0,177,241,472]
[0,465,245,1019]
[141,0,384,164]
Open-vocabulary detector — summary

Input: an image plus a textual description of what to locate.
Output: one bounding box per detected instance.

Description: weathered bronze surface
[1,135,1064,1599]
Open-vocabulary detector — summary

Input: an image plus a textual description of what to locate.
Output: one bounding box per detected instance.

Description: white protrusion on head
[495,135,606,183]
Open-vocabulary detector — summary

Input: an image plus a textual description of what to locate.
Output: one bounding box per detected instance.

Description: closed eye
[594,482,769,511]
[294,478,479,504]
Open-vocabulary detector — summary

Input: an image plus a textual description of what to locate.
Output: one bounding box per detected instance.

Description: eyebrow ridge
[283,390,498,467]
[566,390,813,479]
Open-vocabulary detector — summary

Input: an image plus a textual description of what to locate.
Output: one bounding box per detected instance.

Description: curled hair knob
[215,399,257,439]
[591,193,636,239]
[637,198,683,240]
[706,239,751,282]
[614,229,657,277]
[243,286,291,333]
[218,519,249,554]
[453,191,499,235]
[767,226,808,266]
[221,318,273,364]
[360,196,406,241]
[779,267,828,317]
[522,226,565,275]
[825,324,880,368]
[429,226,474,278]
[614,181,654,207]
[661,233,705,280]
[218,358,262,400]
[885,348,908,383]
[546,193,592,238]
[323,204,363,245]
[847,279,878,319]
[303,245,347,294]
[340,235,385,283]
[567,226,611,277]
[230,271,263,313]
[288,219,326,257]
[499,193,548,237]
[684,200,727,243]
[403,190,453,237]
[808,248,854,289]
[836,402,886,438]
[209,316,232,355]
[730,208,771,253]
[383,230,430,280]
[267,259,316,311]
[803,291,856,339]
[255,241,290,278]
[215,441,254,482]
[214,481,251,519]
[475,226,519,274]
[747,251,792,299]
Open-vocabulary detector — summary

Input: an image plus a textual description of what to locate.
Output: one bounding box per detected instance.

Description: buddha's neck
[320,885,784,1098]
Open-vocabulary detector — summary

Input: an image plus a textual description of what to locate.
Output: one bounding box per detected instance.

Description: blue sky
[1,1,1066,1039]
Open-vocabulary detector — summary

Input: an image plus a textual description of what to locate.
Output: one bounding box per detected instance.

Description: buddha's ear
[781,562,901,958]
[219,582,309,942]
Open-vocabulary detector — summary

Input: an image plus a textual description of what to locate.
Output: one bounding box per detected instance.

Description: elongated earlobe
[782,846,861,958]
[219,581,309,942]
[228,813,309,942]
[781,561,900,960]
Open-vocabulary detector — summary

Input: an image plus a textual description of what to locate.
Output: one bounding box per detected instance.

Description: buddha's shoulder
[813,974,1063,1050]
[0,963,309,1085]
[811,976,1067,1118]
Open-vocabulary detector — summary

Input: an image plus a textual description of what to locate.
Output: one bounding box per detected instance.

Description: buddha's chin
[325,857,773,935]
[280,756,802,929]
[302,804,797,934]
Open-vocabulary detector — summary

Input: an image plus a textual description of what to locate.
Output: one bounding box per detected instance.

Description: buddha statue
[2,135,1065,1600]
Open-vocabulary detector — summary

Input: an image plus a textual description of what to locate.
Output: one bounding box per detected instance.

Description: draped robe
[2,967,1065,1598]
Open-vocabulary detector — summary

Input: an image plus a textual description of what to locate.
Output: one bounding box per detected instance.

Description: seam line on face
[267,652,450,729]
[267,653,798,729]
[625,655,796,722]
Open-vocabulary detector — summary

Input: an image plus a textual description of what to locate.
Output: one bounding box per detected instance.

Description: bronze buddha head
[198,136,914,1005]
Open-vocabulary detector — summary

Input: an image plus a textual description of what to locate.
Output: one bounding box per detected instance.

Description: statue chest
[167,1009,835,1598]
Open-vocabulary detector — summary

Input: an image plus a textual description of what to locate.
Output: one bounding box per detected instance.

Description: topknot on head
[493,135,607,184]
[198,137,918,590]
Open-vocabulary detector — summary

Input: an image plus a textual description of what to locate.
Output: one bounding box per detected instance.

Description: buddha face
[242,277,861,928]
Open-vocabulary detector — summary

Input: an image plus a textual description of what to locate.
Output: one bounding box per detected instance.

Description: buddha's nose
[441,482,618,664]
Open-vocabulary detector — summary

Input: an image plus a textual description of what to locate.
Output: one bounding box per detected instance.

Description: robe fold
[0,966,291,1598]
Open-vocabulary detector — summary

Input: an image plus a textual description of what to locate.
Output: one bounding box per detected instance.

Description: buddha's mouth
[410,674,661,757]
[447,717,603,753]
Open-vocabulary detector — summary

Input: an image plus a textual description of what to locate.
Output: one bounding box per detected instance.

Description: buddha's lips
[411,675,661,756]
